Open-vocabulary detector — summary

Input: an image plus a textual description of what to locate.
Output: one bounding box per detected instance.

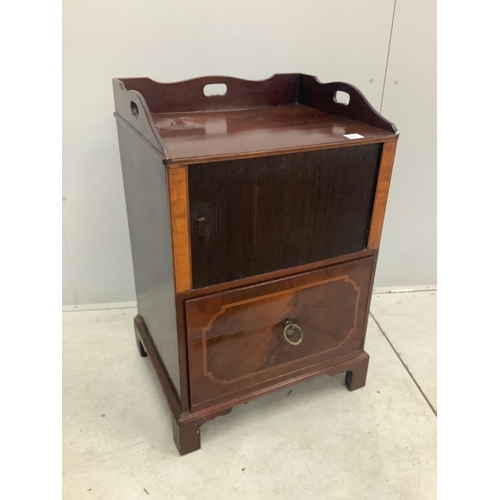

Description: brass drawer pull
[283,320,303,346]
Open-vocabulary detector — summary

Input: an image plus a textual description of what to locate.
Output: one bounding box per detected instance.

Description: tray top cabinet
[113,74,398,455]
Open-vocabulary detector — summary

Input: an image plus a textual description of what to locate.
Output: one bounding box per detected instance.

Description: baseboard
[372,284,437,294]
[62,301,138,312]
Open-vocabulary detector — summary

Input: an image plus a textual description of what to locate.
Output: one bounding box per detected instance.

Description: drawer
[185,256,374,408]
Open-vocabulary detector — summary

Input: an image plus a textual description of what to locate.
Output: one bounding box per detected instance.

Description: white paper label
[344,133,365,139]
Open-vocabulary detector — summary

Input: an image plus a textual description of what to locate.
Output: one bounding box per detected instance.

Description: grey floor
[63,291,436,500]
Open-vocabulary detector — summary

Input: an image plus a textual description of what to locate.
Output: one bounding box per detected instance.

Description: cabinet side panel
[116,122,181,395]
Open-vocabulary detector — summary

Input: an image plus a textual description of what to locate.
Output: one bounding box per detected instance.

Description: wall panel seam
[380,0,398,112]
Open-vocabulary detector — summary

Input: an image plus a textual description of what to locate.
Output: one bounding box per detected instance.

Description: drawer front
[185,257,374,408]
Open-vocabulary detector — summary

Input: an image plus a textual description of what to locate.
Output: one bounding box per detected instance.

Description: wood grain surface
[152,105,394,164]
[168,166,192,292]
[367,140,398,249]
[188,145,381,289]
[186,257,374,408]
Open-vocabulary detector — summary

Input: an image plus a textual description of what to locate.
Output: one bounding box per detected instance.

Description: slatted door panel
[188,144,382,289]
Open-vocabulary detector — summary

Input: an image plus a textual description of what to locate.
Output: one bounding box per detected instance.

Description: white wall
[379,0,437,286]
[62,0,436,305]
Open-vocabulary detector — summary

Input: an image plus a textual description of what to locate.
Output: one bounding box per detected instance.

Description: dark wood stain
[297,75,397,133]
[113,74,397,164]
[188,144,382,289]
[134,315,181,417]
[116,121,181,395]
[115,74,298,114]
[151,105,393,164]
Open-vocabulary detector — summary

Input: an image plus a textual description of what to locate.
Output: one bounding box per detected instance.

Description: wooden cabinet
[113,74,398,455]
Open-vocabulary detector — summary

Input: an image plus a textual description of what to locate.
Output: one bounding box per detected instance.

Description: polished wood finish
[328,351,370,390]
[168,166,192,292]
[297,75,397,133]
[115,74,298,113]
[152,105,393,165]
[184,350,369,423]
[116,120,181,395]
[188,146,381,289]
[186,258,374,409]
[134,315,181,418]
[367,140,398,249]
[174,294,192,413]
[112,79,165,155]
[113,74,398,455]
[345,355,370,391]
[361,250,379,351]
[174,406,234,456]
[172,420,201,456]
[113,74,398,165]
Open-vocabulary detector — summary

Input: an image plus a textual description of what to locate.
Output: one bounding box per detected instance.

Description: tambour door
[188,145,382,289]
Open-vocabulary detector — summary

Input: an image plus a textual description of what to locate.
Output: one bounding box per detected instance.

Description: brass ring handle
[283,320,303,346]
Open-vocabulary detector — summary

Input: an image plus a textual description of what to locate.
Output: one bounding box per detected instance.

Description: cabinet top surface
[113,74,397,164]
[151,105,394,164]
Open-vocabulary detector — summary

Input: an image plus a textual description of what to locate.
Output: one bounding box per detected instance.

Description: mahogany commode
[113,74,398,455]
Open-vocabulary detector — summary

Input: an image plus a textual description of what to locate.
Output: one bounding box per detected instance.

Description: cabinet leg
[345,356,369,391]
[172,420,201,456]
[134,328,148,358]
